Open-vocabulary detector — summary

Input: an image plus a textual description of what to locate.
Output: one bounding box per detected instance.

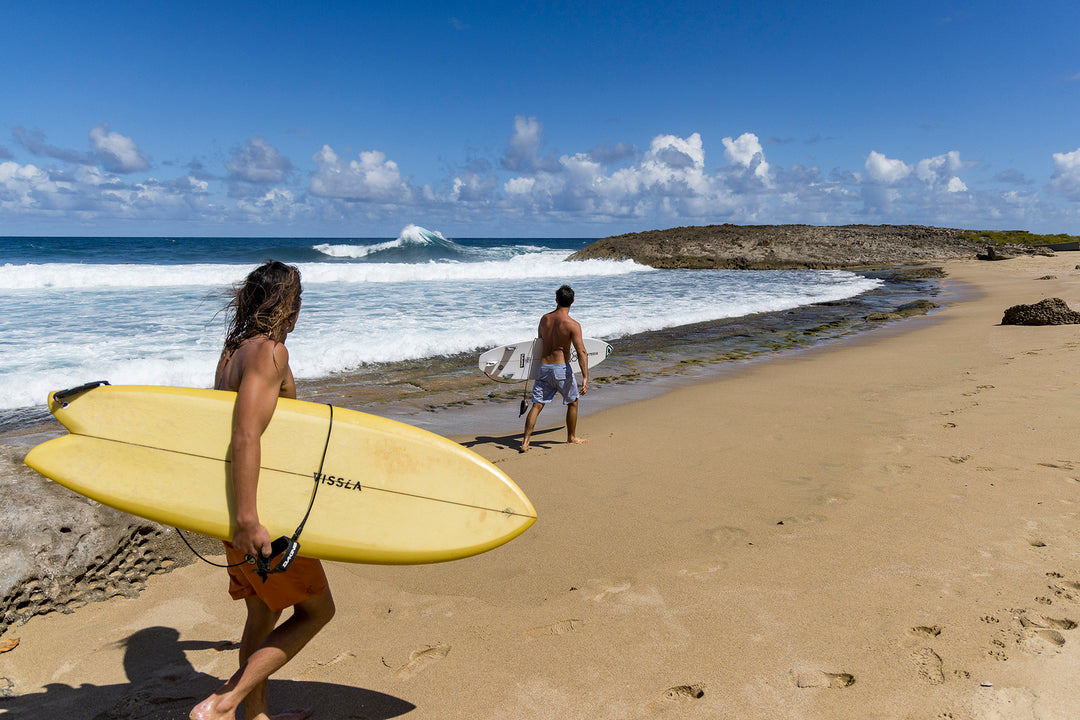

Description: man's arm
[571,321,588,395]
[229,341,289,558]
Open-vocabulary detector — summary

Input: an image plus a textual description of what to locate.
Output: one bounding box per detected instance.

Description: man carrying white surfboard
[520,284,589,453]
[192,261,335,720]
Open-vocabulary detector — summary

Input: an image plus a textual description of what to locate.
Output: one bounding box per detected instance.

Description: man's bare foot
[191,699,311,720]
[518,443,531,453]
[568,437,588,445]
[190,696,227,720]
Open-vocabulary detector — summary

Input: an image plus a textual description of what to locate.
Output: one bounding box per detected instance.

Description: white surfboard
[479,337,613,382]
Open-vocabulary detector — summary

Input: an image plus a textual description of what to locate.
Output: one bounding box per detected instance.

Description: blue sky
[3,0,1079,238]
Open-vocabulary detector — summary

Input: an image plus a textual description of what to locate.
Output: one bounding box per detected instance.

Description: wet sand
[4,254,1080,719]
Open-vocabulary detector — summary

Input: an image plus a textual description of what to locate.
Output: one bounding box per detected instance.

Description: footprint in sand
[645,684,705,714]
[709,526,750,548]
[1019,628,1066,655]
[586,579,632,602]
[1047,577,1080,603]
[393,643,450,680]
[908,625,943,639]
[678,558,729,579]
[913,648,945,685]
[525,619,582,639]
[1031,615,1077,630]
[1037,461,1076,471]
[1015,611,1076,655]
[297,651,356,677]
[817,491,853,506]
[790,669,855,689]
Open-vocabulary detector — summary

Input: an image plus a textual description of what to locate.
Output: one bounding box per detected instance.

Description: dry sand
[5,254,1080,719]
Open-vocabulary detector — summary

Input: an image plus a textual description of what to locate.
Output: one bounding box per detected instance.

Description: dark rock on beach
[1001,297,1080,326]
[865,300,941,322]
[0,446,220,636]
[976,243,1056,261]
[569,224,988,269]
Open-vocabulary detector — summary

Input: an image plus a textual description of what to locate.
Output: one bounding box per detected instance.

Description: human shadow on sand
[0,626,414,720]
[462,426,561,451]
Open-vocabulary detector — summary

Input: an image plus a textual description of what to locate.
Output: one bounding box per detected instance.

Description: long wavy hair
[222,260,302,352]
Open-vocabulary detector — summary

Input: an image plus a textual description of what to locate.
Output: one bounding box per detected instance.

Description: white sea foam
[0,231,884,417]
[0,254,647,290]
[313,240,403,258]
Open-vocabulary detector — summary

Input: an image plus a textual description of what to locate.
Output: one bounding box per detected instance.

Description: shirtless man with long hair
[192,261,335,720]
[520,284,589,452]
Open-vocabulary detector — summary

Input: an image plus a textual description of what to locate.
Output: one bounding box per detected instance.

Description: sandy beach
[5,253,1080,719]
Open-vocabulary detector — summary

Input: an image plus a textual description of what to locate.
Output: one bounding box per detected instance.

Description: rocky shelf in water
[569,223,1016,269]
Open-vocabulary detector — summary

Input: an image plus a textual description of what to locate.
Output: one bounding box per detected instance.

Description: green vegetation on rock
[958,230,1080,246]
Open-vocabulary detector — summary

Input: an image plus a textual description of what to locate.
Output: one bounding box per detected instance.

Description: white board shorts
[531,363,579,405]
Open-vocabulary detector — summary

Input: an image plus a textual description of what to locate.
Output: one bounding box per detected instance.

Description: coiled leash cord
[178,404,334,581]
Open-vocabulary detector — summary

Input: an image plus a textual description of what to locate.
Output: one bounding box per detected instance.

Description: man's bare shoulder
[554,313,581,333]
[236,335,286,362]
[249,337,289,371]
[220,336,288,388]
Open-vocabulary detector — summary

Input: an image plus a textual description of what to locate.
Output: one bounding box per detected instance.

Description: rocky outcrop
[865,300,941,322]
[568,224,989,269]
[1001,298,1080,326]
[0,446,221,635]
[977,244,1055,261]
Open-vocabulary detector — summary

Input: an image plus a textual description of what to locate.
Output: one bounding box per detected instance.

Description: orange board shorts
[223,541,329,613]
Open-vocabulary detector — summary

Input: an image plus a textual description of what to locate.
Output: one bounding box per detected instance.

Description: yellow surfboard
[24,383,535,564]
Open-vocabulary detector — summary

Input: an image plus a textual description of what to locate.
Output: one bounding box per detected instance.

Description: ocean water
[0,225,895,434]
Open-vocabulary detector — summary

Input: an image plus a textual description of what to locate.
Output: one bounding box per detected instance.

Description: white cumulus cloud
[916,151,967,191]
[865,151,912,185]
[946,176,968,193]
[0,160,55,210]
[722,132,770,182]
[1050,148,1080,200]
[309,145,413,203]
[89,123,149,173]
[237,187,302,221]
[497,131,720,220]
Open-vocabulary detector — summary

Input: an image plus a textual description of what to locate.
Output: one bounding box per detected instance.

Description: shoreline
[0,264,954,446]
[7,253,1080,718]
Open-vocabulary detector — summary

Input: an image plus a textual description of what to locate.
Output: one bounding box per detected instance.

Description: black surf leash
[519,380,531,417]
[178,404,335,581]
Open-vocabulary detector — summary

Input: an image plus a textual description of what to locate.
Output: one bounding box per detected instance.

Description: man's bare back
[537,307,584,366]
